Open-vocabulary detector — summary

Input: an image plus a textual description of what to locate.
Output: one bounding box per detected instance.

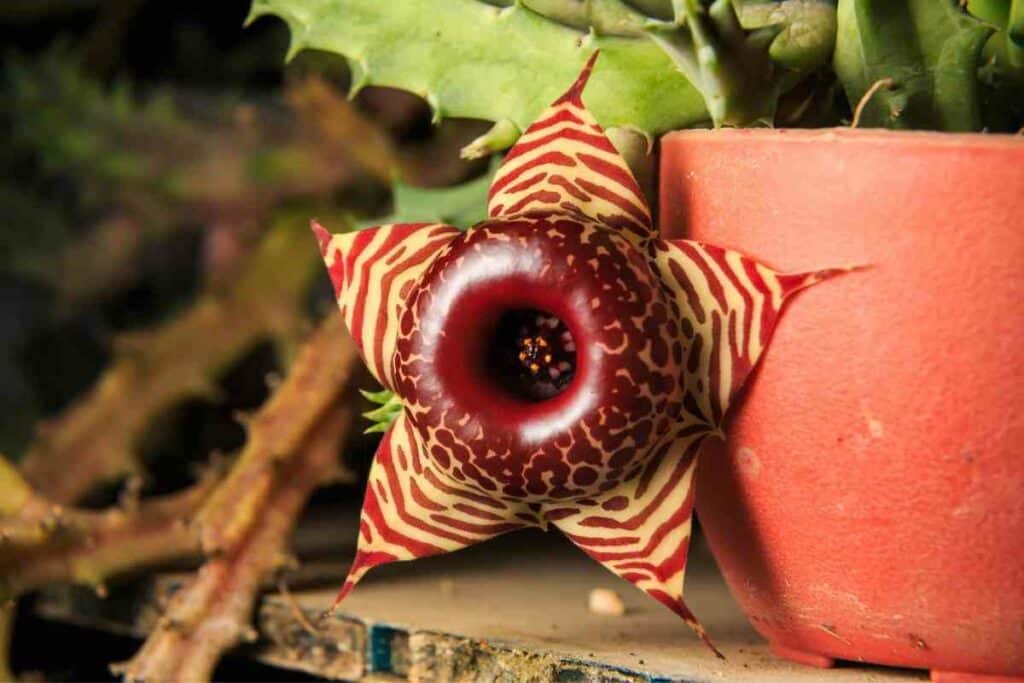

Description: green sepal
[359,388,396,404]
[360,387,403,434]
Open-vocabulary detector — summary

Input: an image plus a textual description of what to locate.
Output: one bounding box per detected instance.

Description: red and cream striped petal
[653,238,846,429]
[332,413,538,610]
[312,221,461,392]
[545,425,720,655]
[487,52,654,244]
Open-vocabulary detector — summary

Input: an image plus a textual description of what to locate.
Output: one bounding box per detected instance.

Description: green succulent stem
[970,0,1024,73]
[522,0,651,36]
[249,0,709,137]
[648,0,837,126]
[252,0,839,133]
[834,0,994,131]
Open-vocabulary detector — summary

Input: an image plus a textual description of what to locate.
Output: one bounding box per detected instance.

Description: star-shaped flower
[313,52,841,653]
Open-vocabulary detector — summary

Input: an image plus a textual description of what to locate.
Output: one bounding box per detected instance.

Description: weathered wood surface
[36,513,925,682]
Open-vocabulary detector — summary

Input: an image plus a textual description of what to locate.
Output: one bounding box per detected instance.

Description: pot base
[769,644,834,669]
[771,643,1024,682]
[930,673,1024,683]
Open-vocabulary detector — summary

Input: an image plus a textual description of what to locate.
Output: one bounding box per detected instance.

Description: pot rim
[662,126,1024,150]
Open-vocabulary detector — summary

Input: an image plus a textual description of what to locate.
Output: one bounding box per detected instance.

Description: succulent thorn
[277,577,320,636]
[347,60,370,100]
[426,92,443,124]
[264,371,282,390]
[118,474,145,512]
[460,119,521,159]
[159,616,185,632]
[232,410,255,429]
[273,552,300,573]
[284,32,306,63]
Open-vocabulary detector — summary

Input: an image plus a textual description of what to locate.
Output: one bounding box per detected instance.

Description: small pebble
[588,588,625,616]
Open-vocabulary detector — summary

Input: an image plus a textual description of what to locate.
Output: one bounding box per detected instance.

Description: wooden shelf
[36,515,926,682]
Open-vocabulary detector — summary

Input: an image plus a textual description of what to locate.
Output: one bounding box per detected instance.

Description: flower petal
[331,413,539,610]
[487,52,653,243]
[313,221,460,391]
[653,238,848,427]
[546,426,721,656]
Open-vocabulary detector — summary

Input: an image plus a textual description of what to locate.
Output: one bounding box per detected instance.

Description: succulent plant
[249,0,840,144]
[313,54,848,650]
[835,0,995,130]
[251,0,1023,145]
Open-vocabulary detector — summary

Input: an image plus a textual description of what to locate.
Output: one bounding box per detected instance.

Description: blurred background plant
[0,1,491,679]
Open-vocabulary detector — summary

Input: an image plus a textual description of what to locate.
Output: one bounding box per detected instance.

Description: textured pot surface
[660,129,1024,680]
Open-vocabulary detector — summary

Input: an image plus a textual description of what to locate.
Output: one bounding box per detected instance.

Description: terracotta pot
[659,129,1024,682]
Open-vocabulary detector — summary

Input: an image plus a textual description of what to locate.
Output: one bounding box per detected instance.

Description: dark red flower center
[488,308,576,402]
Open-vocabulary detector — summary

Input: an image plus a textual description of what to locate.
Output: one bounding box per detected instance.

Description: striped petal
[487,52,654,244]
[313,221,461,391]
[332,413,537,609]
[546,425,721,656]
[653,239,846,427]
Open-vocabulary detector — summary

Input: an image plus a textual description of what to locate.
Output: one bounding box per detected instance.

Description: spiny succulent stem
[650,0,789,125]
[250,0,710,136]
[118,317,360,683]
[195,314,359,553]
[0,464,222,601]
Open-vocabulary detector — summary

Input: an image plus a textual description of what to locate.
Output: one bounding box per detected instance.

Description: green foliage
[378,161,497,229]
[3,49,189,206]
[834,0,994,131]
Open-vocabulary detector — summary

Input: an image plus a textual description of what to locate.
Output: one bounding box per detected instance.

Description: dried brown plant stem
[0,603,13,683]
[0,458,222,600]
[115,315,360,682]
[851,77,895,129]
[0,214,327,678]
[20,215,322,504]
[286,74,399,183]
[195,313,359,553]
